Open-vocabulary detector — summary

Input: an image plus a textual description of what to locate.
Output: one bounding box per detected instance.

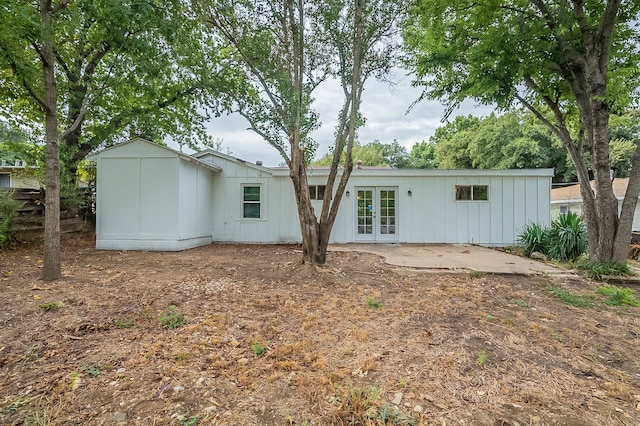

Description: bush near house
[518,212,587,262]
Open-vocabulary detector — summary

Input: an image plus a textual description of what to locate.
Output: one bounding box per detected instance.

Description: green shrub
[547,212,587,262]
[518,222,549,257]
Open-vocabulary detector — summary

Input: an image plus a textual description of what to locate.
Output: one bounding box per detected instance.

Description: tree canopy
[313,139,409,168]
[405,0,640,263]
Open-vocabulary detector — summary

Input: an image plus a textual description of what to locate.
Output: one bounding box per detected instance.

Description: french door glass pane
[357,190,373,235]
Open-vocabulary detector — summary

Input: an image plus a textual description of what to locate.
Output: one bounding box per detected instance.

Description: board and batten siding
[310,169,552,246]
[89,138,220,250]
[91,143,552,249]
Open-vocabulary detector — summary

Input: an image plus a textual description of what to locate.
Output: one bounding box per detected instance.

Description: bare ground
[1,233,639,425]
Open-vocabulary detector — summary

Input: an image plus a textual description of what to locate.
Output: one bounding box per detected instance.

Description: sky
[188,72,496,167]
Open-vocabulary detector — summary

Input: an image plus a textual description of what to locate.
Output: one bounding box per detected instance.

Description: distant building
[0,159,39,189]
[551,178,640,231]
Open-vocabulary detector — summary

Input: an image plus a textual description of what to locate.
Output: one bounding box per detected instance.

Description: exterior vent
[256,160,263,166]
[355,160,363,169]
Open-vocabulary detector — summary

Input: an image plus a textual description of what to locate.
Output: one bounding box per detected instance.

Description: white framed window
[455,185,488,201]
[242,185,261,219]
[309,185,327,200]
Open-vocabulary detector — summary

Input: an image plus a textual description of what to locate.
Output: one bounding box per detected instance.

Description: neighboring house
[0,159,39,189]
[551,178,640,231]
[87,138,554,251]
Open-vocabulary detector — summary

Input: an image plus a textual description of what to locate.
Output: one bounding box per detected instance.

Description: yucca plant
[518,222,549,257]
[547,211,587,262]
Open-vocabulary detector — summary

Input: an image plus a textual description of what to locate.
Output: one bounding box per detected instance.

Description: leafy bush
[546,212,587,262]
[518,222,549,257]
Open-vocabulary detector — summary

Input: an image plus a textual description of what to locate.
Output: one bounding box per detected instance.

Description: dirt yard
[1,233,639,425]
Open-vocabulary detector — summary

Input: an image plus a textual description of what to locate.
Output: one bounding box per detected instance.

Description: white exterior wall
[177,159,215,246]
[321,171,551,246]
[197,156,552,247]
[91,139,218,250]
[92,144,552,250]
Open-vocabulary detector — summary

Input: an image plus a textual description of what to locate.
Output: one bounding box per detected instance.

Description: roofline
[269,167,555,178]
[86,138,222,173]
[193,149,274,175]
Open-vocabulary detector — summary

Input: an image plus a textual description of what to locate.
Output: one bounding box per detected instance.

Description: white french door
[355,187,398,242]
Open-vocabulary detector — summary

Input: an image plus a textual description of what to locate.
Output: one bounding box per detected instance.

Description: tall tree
[0,0,236,279]
[313,139,409,168]
[407,140,437,169]
[1,0,237,188]
[405,0,640,262]
[197,0,403,264]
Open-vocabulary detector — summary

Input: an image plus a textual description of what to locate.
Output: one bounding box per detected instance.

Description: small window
[309,185,327,200]
[242,185,261,218]
[455,185,488,201]
[0,173,10,188]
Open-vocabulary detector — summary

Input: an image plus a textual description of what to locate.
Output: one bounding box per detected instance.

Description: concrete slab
[329,243,564,275]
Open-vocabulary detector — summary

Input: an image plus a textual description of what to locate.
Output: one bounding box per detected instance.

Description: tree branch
[4,52,47,110]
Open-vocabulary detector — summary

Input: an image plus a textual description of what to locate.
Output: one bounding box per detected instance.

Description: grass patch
[114,317,135,329]
[158,306,186,329]
[469,270,485,279]
[548,287,594,308]
[595,285,640,307]
[577,260,632,281]
[366,298,383,309]
[511,299,530,308]
[252,341,269,357]
[39,301,64,312]
[477,350,488,367]
[178,415,199,426]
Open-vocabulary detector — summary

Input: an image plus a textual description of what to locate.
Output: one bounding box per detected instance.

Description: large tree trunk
[289,145,320,265]
[589,103,619,261]
[41,0,61,281]
[612,142,640,262]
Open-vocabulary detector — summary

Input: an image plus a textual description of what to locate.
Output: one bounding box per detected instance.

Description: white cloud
[196,73,495,166]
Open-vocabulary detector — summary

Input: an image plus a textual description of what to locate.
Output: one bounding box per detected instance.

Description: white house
[551,178,640,231]
[87,138,553,250]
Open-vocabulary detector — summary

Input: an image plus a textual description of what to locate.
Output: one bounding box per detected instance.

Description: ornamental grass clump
[517,212,586,262]
[547,211,587,262]
[518,222,549,257]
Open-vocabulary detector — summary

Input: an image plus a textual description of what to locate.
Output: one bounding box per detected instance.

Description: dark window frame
[455,185,489,201]
[242,185,261,219]
[309,185,328,200]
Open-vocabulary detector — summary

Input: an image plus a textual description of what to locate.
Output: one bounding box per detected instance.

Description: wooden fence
[1,187,94,239]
